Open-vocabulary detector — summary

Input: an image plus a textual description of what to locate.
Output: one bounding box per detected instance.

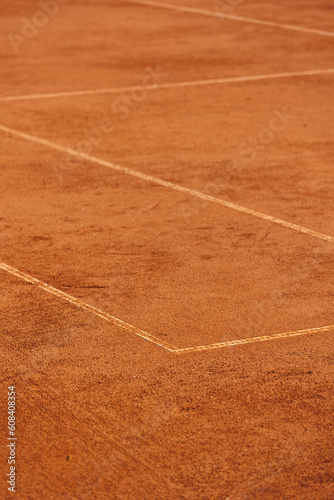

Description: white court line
[0,262,178,352]
[0,123,334,244]
[174,325,334,353]
[2,260,333,354]
[122,0,334,38]
[1,68,334,102]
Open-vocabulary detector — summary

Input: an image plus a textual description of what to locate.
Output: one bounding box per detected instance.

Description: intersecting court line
[2,261,333,354]
[0,123,333,244]
[0,262,178,352]
[122,0,334,38]
[2,260,333,354]
[175,325,334,353]
[1,68,334,102]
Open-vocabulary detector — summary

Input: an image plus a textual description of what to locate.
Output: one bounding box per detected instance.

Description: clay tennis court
[1,0,334,498]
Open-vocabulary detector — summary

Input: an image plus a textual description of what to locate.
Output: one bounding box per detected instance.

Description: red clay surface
[1,1,334,498]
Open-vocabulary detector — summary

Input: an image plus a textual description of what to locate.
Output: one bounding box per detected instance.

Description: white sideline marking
[0,262,178,352]
[123,0,334,38]
[0,123,334,244]
[1,68,334,102]
[174,325,334,353]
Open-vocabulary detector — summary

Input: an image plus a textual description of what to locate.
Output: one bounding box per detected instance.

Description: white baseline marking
[0,262,178,352]
[174,325,334,353]
[1,68,334,102]
[0,123,333,244]
[122,0,334,38]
